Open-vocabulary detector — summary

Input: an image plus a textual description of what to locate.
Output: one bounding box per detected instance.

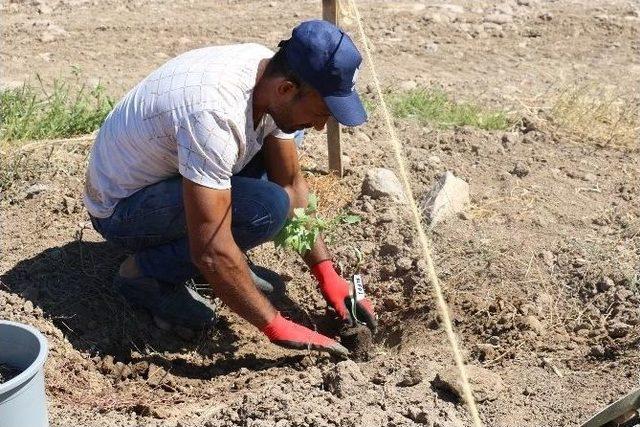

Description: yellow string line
[343,1,483,425]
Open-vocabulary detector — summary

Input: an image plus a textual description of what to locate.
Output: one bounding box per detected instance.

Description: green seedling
[274,193,361,255]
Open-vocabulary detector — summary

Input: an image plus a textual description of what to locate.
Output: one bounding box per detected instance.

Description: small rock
[23,300,34,314]
[501,132,522,148]
[377,212,395,223]
[361,168,406,203]
[37,23,68,43]
[99,355,116,376]
[395,257,413,273]
[607,322,631,338]
[146,363,167,387]
[510,162,529,178]
[132,361,150,377]
[424,42,439,54]
[150,406,171,419]
[24,183,50,199]
[540,250,555,267]
[420,171,470,226]
[322,360,366,398]
[539,12,553,21]
[521,315,544,335]
[117,362,133,379]
[589,345,605,357]
[436,4,464,14]
[428,12,450,24]
[475,343,496,361]
[397,368,423,387]
[355,131,371,143]
[399,80,418,91]
[432,365,504,402]
[484,13,513,25]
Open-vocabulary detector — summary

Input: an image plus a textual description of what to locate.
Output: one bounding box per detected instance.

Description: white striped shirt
[84,43,294,218]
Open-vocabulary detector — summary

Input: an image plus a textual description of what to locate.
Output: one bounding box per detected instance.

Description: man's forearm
[196,243,277,329]
[303,234,331,267]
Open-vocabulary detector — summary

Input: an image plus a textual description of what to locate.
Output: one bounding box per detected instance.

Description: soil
[340,325,374,362]
[0,363,21,384]
[1,0,639,426]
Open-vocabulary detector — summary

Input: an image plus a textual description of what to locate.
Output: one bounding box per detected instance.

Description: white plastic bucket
[0,320,49,427]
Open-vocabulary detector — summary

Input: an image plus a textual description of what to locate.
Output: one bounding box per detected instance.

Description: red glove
[262,312,348,356]
[312,260,377,332]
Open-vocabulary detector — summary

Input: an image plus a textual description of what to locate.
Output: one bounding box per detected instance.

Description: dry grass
[301,168,354,219]
[544,84,638,150]
[0,137,92,198]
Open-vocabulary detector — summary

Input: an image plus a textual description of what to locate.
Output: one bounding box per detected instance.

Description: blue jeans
[90,132,303,285]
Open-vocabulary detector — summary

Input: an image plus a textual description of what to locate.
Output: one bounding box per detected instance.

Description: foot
[190,259,286,295]
[114,272,217,330]
[248,262,286,295]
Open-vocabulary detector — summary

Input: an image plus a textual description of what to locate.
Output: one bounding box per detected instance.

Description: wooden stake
[322,0,343,177]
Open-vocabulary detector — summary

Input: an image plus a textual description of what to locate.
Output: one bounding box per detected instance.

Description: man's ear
[276,79,299,99]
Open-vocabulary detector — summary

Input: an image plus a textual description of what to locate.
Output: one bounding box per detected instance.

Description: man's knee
[265,181,290,238]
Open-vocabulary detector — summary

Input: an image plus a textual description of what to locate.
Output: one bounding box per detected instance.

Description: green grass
[363,87,512,131]
[391,88,510,130]
[0,77,113,142]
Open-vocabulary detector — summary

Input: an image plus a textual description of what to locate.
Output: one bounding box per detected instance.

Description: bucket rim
[0,320,49,394]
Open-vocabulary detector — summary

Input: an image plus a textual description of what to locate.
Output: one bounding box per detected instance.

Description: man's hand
[262,312,349,356]
[312,260,377,333]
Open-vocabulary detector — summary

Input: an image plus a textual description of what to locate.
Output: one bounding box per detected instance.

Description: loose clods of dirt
[339,324,373,361]
[322,359,366,398]
[397,367,423,387]
[0,363,21,383]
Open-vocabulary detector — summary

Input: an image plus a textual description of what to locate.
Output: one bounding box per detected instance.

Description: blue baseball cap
[280,20,367,127]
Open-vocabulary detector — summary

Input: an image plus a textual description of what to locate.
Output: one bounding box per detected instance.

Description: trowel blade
[580,387,640,427]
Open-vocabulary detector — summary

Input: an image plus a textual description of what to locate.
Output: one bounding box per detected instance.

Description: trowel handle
[348,274,367,324]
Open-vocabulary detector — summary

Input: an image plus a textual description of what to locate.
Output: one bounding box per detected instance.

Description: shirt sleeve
[176,110,239,189]
[269,127,296,140]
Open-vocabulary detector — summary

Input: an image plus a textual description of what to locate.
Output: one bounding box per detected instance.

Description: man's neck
[252,58,270,129]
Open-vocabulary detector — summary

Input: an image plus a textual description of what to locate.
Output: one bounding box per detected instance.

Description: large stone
[361,168,406,203]
[420,171,470,226]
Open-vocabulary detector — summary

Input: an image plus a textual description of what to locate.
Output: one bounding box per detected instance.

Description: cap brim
[324,91,367,127]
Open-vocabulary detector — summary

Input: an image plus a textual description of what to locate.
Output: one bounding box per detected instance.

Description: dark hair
[264,42,312,95]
